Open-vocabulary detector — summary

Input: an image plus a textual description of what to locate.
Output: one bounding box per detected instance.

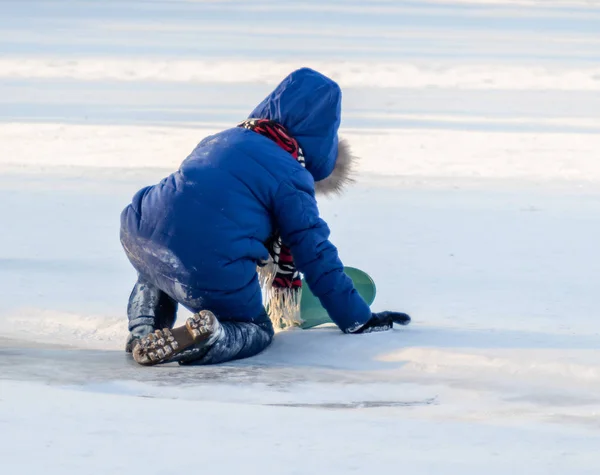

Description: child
[120,67,411,366]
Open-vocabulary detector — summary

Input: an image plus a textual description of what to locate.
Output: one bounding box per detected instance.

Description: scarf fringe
[258,262,303,330]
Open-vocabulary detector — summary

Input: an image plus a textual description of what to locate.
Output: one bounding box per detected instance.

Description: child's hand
[348,311,411,334]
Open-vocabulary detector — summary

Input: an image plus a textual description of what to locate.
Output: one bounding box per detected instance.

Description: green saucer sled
[299,266,377,329]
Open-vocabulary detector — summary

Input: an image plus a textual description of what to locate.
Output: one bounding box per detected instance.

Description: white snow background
[1,0,600,473]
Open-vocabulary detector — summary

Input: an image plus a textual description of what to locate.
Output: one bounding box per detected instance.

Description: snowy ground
[1,1,600,474]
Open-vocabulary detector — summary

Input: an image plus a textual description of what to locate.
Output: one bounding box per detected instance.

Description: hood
[249,67,355,191]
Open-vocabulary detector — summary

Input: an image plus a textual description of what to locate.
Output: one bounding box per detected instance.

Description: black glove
[349,311,411,334]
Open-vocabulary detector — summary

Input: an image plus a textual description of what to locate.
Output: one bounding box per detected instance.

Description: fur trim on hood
[314,137,357,196]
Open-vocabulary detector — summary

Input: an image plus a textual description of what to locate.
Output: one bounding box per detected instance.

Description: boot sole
[132,310,216,366]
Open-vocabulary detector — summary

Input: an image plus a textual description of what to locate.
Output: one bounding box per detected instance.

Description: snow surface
[1,0,600,474]
[3,58,600,90]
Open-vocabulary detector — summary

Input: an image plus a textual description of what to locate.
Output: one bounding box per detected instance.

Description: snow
[3,123,600,184]
[3,58,600,90]
[4,379,599,475]
[1,0,600,473]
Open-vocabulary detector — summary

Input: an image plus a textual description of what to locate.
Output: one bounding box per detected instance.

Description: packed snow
[3,58,600,90]
[1,0,600,474]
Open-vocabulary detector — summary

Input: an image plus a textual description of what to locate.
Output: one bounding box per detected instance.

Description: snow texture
[3,58,600,90]
[1,0,600,474]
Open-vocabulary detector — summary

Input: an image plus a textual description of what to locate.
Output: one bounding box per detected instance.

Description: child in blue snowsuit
[120,68,410,366]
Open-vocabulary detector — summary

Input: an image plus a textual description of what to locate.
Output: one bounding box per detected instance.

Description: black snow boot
[125,324,155,353]
[132,310,222,366]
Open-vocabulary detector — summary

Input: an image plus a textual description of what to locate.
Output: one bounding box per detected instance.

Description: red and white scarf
[238,118,304,328]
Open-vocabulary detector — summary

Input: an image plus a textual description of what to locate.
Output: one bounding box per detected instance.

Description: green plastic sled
[299,266,377,329]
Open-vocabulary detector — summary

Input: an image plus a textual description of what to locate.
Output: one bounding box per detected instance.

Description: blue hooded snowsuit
[120,68,372,364]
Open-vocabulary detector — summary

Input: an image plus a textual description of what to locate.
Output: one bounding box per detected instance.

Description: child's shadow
[252,324,599,371]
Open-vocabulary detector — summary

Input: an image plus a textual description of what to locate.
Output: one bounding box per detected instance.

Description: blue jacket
[120,68,372,332]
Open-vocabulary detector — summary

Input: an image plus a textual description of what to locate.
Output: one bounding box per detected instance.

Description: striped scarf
[238,118,304,328]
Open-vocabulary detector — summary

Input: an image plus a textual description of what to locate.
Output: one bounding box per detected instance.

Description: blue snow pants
[127,275,274,365]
